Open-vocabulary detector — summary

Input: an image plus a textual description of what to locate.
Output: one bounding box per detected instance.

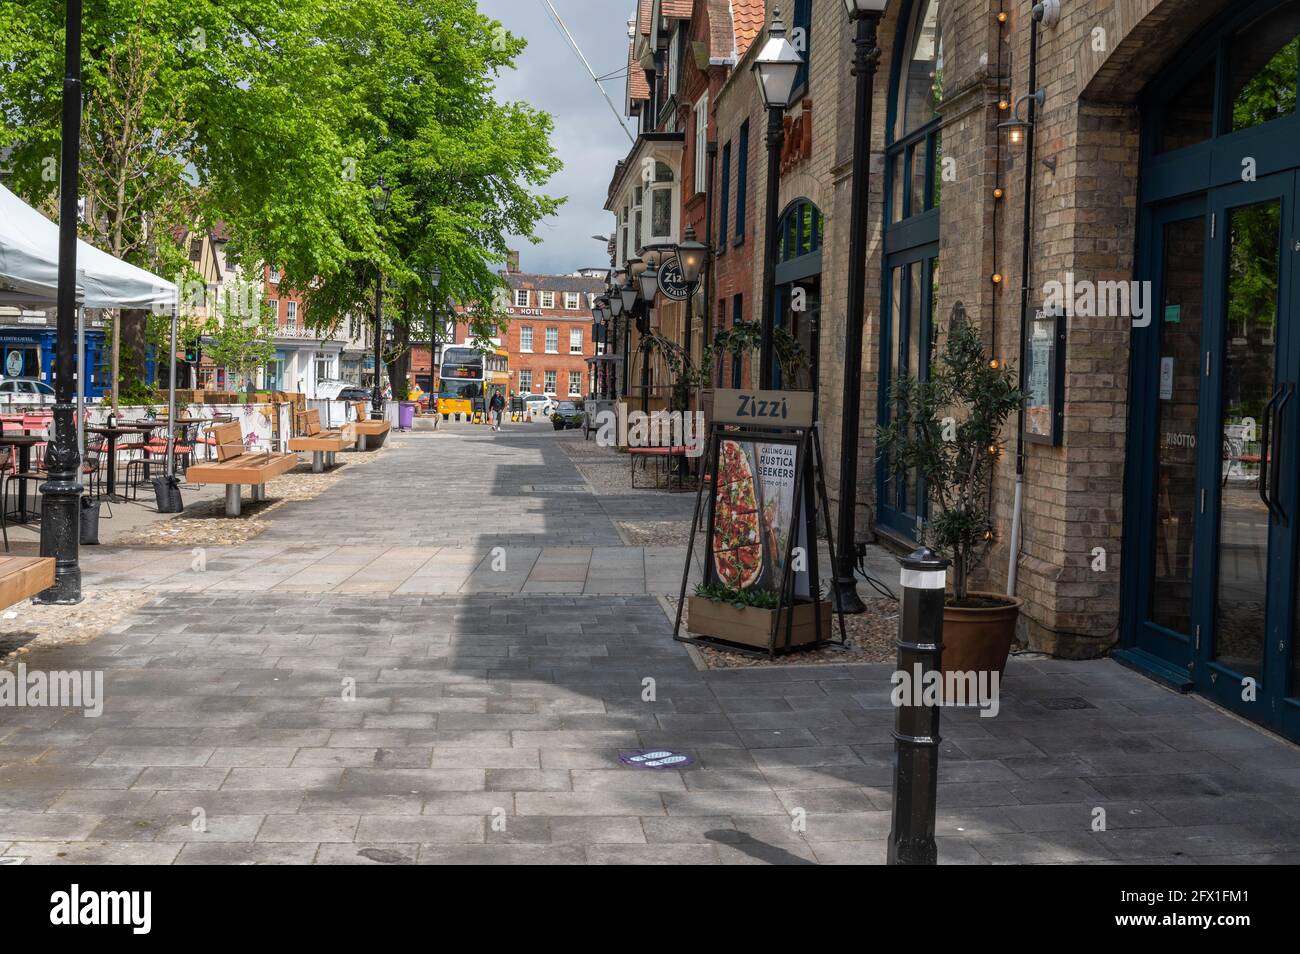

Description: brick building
[607,0,1300,741]
[427,264,605,401]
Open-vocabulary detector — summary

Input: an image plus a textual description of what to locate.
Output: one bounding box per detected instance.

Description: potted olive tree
[877,303,1025,675]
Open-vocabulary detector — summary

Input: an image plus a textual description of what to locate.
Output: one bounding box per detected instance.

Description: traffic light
[184,344,200,364]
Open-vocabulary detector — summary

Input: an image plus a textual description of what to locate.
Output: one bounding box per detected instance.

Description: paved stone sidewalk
[3,429,1300,864]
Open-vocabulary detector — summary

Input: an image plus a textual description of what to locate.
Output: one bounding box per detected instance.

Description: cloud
[478,0,636,275]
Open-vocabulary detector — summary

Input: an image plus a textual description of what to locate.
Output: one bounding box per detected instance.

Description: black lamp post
[636,252,660,415]
[752,6,803,389]
[370,175,392,421]
[428,265,442,411]
[675,225,708,375]
[833,0,889,615]
[35,0,84,604]
[622,259,642,404]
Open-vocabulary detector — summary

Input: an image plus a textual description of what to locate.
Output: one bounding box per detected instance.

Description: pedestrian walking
[489,390,505,431]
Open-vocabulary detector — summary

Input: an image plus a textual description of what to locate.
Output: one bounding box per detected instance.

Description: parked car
[315,379,370,402]
[0,378,55,404]
[551,400,583,430]
[521,393,557,417]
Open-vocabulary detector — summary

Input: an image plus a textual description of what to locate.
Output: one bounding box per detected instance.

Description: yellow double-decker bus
[437,345,509,422]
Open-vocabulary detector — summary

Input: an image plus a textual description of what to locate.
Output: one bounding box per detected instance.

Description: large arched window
[877,0,943,541]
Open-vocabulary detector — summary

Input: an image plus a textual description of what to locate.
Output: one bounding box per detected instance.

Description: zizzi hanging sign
[656,256,690,301]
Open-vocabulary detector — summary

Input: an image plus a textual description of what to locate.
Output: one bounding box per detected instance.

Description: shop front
[1119,0,1300,740]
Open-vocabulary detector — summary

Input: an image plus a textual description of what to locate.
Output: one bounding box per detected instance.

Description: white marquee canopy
[0,182,176,310]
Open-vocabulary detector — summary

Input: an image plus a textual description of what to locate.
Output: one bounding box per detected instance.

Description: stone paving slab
[6,429,1300,864]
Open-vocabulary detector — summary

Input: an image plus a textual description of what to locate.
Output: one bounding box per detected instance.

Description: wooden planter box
[686,596,832,652]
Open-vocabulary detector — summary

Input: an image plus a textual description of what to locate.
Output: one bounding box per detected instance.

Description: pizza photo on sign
[712,440,764,588]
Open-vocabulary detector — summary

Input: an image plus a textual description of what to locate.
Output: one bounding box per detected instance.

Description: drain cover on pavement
[1039,696,1096,710]
[619,750,694,768]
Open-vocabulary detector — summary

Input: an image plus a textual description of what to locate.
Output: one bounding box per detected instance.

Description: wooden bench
[350,401,391,451]
[184,421,300,516]
[0,555,56,609]
[288,409,356,472]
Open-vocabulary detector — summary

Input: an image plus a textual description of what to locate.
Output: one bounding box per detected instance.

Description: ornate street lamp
[675,226,708,286]
[370,174,392,420]
[35,0,84,603]
[638,260,660,306]
[833,0,889,614]
[752,7,804,387]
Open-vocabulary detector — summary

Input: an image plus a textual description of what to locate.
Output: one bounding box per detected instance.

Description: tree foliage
[0,0,562,385]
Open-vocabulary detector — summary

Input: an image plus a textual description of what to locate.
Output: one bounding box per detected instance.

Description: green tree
[877,304,1024,603]
[202,276,276,395]
[0,0,560,401]
[293,0,563,352]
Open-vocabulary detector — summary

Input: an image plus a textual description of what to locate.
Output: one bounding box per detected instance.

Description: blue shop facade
[0,325,155,401]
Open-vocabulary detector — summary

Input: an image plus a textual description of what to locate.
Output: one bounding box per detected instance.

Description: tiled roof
[503,273,608,295]
[627,38,649,102]
[661,0,694,17]
[731,0,766,58]
[637,0,653,35]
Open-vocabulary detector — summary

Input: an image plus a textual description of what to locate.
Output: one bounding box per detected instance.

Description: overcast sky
[478,0,638,276]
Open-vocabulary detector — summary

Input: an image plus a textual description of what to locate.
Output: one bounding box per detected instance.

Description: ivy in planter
[693,581,780,610]
[876,302,1024,607]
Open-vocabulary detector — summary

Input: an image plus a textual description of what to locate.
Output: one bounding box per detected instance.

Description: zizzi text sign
[711,389,813,428]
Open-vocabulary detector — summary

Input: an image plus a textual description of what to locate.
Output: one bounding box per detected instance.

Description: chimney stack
[506,250,521,274]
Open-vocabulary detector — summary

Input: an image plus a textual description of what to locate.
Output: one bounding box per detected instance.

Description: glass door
[1197,171,1299,733]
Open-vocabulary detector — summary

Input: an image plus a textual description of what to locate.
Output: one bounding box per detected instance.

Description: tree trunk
[385,321,411,402]
[121,308,149,401]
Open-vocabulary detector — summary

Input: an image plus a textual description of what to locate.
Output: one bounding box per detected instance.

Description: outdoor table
[0,433,45,521]
[86,424,156,498]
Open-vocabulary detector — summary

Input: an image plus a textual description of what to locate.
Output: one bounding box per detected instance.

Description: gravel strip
[671,595,900,668]
[116,448,392,547]
[0,590,149,665]
[617,520,694,546]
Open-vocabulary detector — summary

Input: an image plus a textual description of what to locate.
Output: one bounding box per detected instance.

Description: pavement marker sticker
[619,750,694,769]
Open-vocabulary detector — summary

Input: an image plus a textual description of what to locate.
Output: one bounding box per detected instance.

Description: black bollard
[887,546,949,865]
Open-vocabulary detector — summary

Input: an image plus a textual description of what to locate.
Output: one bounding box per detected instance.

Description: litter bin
[398,401,416,430]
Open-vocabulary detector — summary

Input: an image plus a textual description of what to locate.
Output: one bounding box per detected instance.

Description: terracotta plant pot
[942,591,1022,676]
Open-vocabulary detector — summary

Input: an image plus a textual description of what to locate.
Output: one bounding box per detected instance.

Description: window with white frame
[540,290,555,309]
[543,370,556,394]
[568,371,581,396]
[694,94,709,193]
[268,298,279,320]
[520,326,534,352]
[519,369,532,392]
[645,161,677,245]
[514,288,530,308]
[544,327,559,353]
[569,328,583,353]
[314,351,335,382]
[269,267,281,284]
[286,301,297,327]
[564,292,580,310]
